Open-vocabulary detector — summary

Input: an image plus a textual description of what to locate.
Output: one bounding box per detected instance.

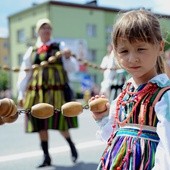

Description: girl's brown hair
[112,9,165,73]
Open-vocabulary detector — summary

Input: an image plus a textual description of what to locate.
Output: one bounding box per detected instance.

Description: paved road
[0,102,106,170]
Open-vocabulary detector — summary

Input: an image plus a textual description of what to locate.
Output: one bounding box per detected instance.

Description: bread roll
[62,102,83,117]
[0,98,11,117]
[9,99,17,116]
[0,117,4,125]
[89,98,108,113]
[3,112,19,123]
[31,103,54,119]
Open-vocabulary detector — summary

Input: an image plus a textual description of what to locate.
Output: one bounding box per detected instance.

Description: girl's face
[115,38,164,84]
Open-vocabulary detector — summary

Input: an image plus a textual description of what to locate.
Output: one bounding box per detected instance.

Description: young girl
[89,9,170,170]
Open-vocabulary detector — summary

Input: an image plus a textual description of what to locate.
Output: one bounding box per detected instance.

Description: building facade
[0,37,11,96]
[0,37,9,65]
[8,1,120,97]
[8,1,170,98]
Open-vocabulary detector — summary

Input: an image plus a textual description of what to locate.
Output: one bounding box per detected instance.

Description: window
[31,26,36,39]
[18,53,24,65]
[106,25,112,44]
[17,29,25,43]
[3,56,8,64]
[86,24,96,37]
[88,49,96,62]
[3,41,8,49]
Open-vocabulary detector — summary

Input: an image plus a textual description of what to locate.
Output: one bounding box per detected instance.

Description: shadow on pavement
[50,161,98,170]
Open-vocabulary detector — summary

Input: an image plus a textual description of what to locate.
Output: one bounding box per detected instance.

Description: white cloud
[99,0,153,9]
[98,0,170,16]
[151,0,170,15]
[0,27,8,38]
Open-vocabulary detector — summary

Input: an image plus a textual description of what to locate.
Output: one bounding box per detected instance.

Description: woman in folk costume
[89,10,170,170]
[17,18,79,168]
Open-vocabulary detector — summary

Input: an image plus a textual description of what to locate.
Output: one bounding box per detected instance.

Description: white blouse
[17,40,79,101]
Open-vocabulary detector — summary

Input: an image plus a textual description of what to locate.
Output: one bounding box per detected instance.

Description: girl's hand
[88,95,110,121]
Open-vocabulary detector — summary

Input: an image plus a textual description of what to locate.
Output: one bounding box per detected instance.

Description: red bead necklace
[101,82,159,170]
[115,82,158,126]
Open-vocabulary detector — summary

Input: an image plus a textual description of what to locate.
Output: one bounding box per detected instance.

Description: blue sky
[0,0,169,37]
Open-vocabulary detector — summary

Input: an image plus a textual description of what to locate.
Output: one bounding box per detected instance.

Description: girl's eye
[119,50,128,54]
[138,48,146,51]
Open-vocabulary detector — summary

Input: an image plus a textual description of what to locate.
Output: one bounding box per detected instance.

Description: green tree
[164,31,170,51]
[0,70,10,91]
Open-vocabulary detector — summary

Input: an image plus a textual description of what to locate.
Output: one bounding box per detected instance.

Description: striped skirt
[97,126,159,170]
[25,110,78,132]
[23,65,78,133]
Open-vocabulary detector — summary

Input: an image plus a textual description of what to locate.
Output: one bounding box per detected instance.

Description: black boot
[66,137,78,163]
[37,155,51,168]
[37,141,51,168]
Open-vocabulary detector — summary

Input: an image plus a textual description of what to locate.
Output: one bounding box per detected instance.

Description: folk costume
[17,40,79,132]
[96,74,170,170]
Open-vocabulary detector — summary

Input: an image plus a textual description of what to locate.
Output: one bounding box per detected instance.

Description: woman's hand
[63,48,72,59]
[18,99,24,108]
[88,95,110,121]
